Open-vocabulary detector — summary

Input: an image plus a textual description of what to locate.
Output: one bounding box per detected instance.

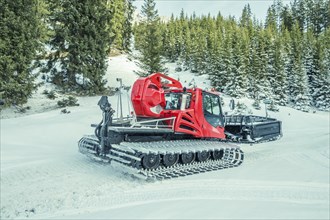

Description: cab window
[203,93,221,115]
[165,93,191,110]
[203,92,224,127]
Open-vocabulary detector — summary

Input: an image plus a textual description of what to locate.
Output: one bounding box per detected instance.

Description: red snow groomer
[79,73,282,179]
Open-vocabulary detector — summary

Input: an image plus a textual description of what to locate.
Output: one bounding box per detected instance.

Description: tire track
[2,168,328,219]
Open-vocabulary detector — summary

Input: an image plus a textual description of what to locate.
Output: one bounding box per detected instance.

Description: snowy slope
[1,55,329,219]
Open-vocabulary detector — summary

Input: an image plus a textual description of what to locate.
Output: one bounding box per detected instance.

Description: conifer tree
[273,35,288,105]
[177,9,187,60]
[45,0,112,94]
[250,29,272,100]
[122,0,134,51]
[109,0,125,51]
[240,4,252,28]
[181,17,192,68]
[291,0,307,31]
[303,29,318,105]
[217,32,233,92]
[313,28,330,110]
[36,0,51,45]
[265,5,278,31]
[0,0,41,105]
[162,15,177,62]
[280,6,294,31]
[225,28,248,98]
[134,0,165,76]
[290,22,310,110]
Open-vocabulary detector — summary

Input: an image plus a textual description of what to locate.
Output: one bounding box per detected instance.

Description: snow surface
[1,55,329,219]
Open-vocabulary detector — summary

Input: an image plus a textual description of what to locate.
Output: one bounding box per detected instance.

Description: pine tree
[36,0,51,45]
[303,29,317,106]
[134,0,165,76]
[217,31,233,92]
[249,29,272,100]
[162,15,177,62]
[265,5,278,31]
[247,35,259,99]
[45,0,112,94]
[109,0,125,51]
[224,26,248,98]
[122,0,134,51]
[280,5,294,31]
[0,0,41,105]
[313,28,330,110]
[308,0,328,35]
[290,22,310,110]
[291,0,307,31]
[273,35,288,105]
[181,16,192,68]
[240,4,252,28]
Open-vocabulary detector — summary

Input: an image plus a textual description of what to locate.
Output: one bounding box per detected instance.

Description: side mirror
[229,99,235,110]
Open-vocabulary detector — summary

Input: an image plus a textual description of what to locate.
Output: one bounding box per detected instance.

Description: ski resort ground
[1,55,329,219]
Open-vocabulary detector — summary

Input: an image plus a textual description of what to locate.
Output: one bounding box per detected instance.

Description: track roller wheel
[212,149,224,160]
[196,151,210,162]
[181,152,195,164]
[142,154,160,169]
[163,153,179,167]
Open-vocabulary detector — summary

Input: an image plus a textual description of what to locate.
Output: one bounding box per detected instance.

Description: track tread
[78,136,244,180]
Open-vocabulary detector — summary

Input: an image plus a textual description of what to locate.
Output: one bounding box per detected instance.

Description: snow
[1,55,329,219]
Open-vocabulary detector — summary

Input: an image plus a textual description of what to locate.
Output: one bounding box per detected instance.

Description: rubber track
[78,135,244,180]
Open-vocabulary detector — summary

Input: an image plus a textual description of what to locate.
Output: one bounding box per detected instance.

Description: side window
[203,93,220,115]
[165,93,192,110]
[165,93,182,110]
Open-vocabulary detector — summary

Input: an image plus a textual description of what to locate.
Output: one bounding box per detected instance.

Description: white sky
[133,0,292,21]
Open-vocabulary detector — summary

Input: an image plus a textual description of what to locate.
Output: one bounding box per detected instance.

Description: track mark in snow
[2,172,328,219]
[41,178,330,219]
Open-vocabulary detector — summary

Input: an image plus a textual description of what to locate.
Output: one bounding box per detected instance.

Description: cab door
[202,92,226,139]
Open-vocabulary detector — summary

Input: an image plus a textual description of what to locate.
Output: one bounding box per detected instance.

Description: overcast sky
[133,0,292,21]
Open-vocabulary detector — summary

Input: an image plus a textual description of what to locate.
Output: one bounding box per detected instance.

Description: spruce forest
[134,0,330,111]
[0,0,329,111]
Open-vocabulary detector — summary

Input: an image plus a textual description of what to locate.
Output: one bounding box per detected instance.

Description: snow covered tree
[45,0,112,94]
[303,29,318,106]
[312,28,330,110]
[248,29,272,101]
[290,22,311,110]
[134,0,165,76]
[291,0,307,31]
[0,0,41,105]
[224,27,248,98]
[273,35,288,105]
